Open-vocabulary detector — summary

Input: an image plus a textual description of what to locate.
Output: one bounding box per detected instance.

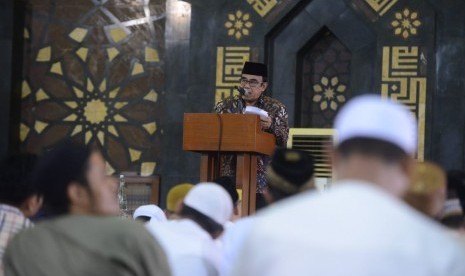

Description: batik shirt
[213,94,289,193]
[0,204,32,274]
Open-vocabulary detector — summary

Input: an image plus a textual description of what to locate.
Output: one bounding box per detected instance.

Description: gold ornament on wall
[246,0,278,17]
[20,0,165,174]
[225,10,253,40]
[215,46,251,103]
[364,0,399,16]
[312,76,347,111]
[391,8,421,39]
[381,46,426,160]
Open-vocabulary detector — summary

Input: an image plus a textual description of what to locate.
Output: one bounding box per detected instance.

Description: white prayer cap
[334,94,417,155]
[183,182,233,225]
[133,204,167,223]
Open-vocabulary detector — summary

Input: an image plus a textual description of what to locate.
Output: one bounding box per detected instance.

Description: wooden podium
[183,113,276,216]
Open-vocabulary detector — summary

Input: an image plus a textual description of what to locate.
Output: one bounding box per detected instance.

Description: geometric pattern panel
[300,30,352,128]
[390,8,422,40]
[215,46,251,104]
[350,0,399,21]
[246,0,278,17]
[20,0,165,175]
[365,0,399,16]
[381,46,426,160]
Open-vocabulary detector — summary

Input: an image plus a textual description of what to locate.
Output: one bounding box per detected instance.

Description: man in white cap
[220,148,315,276]
[231,95,465,276]
[146,183,233,276]
[133,204,167,223]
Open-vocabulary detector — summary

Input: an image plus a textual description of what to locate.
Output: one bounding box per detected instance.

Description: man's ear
[233,204,240,216]
[330,146,339,169]
[67,182,90,210]
[174,200,183,215]
[401,156,416,179]
[20,195,43,218]
[260,82,268,91]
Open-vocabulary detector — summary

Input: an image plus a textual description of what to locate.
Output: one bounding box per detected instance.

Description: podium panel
[183,113,275,215]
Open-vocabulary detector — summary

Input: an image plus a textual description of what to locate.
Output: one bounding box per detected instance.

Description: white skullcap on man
[183,182,233,225]
[133,204,167,223]
[334,94,417,155]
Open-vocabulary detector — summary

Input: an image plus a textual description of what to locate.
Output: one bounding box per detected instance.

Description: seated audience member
[220,148,315,276]
[442,170,465,229]
[213,176,240,222]
[165,183,194,219]
[263,148,315,204]
[4,140,171,276]
[232,95,465,276]
[133,204,167,223]
[147,183,233,276]
[0,154,42,271]
[404,161,446,219]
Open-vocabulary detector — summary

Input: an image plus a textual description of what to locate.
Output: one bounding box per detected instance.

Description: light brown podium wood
[183,113,275,216]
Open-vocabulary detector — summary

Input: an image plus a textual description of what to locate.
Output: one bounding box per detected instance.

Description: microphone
[235,86,246,96]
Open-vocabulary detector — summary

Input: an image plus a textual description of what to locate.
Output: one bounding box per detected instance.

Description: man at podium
[213,62,289,209]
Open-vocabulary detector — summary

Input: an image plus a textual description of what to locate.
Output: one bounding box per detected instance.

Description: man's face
[85,152,119,215]
[240,74,268,103]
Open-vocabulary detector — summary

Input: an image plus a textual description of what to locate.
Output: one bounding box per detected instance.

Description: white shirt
[219,217,255,276]
[146,219,221,276]
[231,180,465,276]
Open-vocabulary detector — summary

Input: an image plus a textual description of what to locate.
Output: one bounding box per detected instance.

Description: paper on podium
[245,106,268,120]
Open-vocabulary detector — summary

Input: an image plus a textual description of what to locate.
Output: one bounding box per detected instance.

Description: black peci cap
[242,62,268,79]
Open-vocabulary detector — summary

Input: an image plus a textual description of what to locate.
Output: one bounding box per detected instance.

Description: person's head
[240,62,268,103]
[165,183,194,218]
[0,153,42,217]
[213,176,240,218]
[333,95,417,197]
[264,148,315,204]
[133,204,167,223]
[33,139,119,217]
[404,161,446,218]
[180,183,233,239]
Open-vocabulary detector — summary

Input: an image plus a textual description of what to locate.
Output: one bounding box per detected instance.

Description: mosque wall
[0,0,15,162]
[0,0,464,207]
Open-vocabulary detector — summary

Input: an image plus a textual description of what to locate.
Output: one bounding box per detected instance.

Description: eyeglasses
[240,78,263,88]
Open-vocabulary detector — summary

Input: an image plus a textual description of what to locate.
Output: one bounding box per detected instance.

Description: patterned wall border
[381,46,426,160]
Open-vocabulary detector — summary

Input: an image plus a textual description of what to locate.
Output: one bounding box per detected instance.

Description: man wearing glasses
[213,62,289,209]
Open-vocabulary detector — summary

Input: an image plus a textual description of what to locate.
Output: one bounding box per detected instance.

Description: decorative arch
[297,27,352,128]
[265,0,376,126]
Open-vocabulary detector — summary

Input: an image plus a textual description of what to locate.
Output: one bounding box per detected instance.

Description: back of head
[213,176,239,206]
[334,95,417,161]
[33,139,93,216]
[181,183,233,237]
[266,148,315,202]
[133,204,167,223]
[333,95,417,196]
[0,153,38,207]
[166,183,194,213]
[404,162,446,218]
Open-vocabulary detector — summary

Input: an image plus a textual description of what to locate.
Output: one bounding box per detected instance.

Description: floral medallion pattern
[300,30,351,128]
[312,76,346,111]
[391,8,421,39]
[20,0,165,175]
[225,10,253,40]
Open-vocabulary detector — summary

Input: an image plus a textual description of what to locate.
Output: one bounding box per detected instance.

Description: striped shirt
[0,204,32,274]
